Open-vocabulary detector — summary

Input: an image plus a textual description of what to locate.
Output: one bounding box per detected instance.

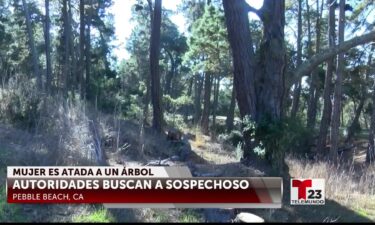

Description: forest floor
[0,117,375,222]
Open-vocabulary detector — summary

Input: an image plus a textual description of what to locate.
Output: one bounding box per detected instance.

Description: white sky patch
[110,0,185,61]
[111,0,264,61]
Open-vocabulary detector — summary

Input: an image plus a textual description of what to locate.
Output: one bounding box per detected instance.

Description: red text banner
[7,166,282,208]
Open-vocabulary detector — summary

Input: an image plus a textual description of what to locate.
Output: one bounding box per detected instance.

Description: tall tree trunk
[367,95,375,163]
[367,53,375,163]
[62,0,70,95]
[330,0,346,162]
[22,0,41,89]
[85,0,92,100]
[164,49,175,96]
[307,0,323,129]
[316,0,336,155]
[223,0,257,160]
[201,73,212,134]
[68,0,77,92]
[255,0,286,168]
[307,90,320,129]
[194,74,203,124]
[143,0,153,124]
[345,97,364,143]
[183,77,194,122]
[150,0,163,132]
[255,0,286,124]
[346,52,372,144]
[79,0,85,99]
[212,76,220,129]
[226,81,236,132]
[290,0,303,118]
[44,0,52,92]
[99,32,111,75]
[223,0,286,162]
[222,0,256,120]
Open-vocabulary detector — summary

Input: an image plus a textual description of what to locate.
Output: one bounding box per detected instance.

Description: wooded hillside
[0,0,374,222]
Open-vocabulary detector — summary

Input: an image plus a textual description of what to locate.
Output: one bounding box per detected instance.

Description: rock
[234,213,264,223]
[204,208,234,222]
[169,155,180,161]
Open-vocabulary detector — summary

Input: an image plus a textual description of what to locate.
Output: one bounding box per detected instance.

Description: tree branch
[295,30,375,78]
[244,1,262,18]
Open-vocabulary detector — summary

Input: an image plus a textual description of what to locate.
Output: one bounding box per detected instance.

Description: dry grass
[0,75,99,166]
[190,130,206,150]
[189,130,237,165]
[286,155,375,219]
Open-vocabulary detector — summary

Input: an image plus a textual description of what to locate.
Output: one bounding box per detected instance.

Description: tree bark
[22,0,41,89]
[226,81,236,132]
[164,49,175,96]
[194,74,203,124]
[183,77,194,122]
[367,53,375,163]
[254,0,286,123]
[212,76,220,129]
[79,0,85,99]
[223,0,286,162]
[346,50,372,144]
[345,97,364,143]
[222,0,256,120]
[307,0,323,130]
[295,30,375,78]
[44,0,52,92]
[201,73,212,134]
[150,0,163,132]
[290,0,303,118]
[143,0,154,125]
[316,0,336,155]
[62,0,70,95]
[67,0,77,92]
[223,0,258,160]
[85,0,92,99]
[330,0,346,162]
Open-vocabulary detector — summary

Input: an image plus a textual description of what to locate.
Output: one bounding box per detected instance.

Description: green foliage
[183,4,231,78]
[163,95,193,113]
[164,113,188,131]
[254,116,313,168]
[239,115,313,169]
[73,208,114,223]
[0,75,41,129]
[151,210,169,223]
[226,130,244,147]
[163,95,193,129]
[178,209,202,223]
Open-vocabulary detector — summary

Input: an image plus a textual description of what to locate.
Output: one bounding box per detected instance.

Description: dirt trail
[1,121,374,222]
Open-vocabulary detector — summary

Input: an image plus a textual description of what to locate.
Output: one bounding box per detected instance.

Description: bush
[217,130,244,147]
[241,115,313,169]
[73,208,114,223]
[0,75,41,129]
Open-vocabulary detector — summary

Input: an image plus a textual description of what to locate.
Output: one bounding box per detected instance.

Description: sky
[109,0,264,61]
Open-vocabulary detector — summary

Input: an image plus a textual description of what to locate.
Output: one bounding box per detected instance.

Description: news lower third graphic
[6,166,283,208]
[290,178,325,205]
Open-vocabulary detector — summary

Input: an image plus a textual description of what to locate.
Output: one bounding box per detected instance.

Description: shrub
[0,75,41,129]
[217,130,243,147]
[241,115,313,169]
[73,208,114,223]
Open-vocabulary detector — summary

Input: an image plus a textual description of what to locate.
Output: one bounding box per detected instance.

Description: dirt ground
[1,122,374,222]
